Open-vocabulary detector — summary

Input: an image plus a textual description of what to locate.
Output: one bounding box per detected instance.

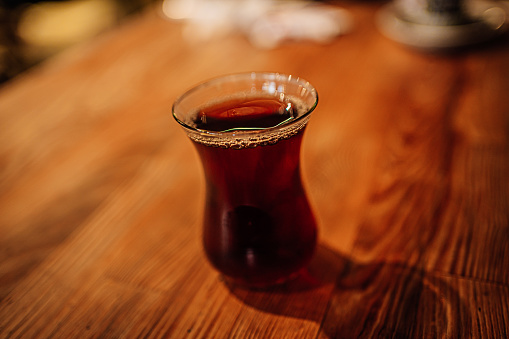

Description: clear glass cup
[172,72,318,288]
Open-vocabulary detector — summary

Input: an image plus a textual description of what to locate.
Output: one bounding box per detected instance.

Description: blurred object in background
[0,0,156,83]
[18,0,118,63]
[377,0,509,51]
[0,0,353,84]
[160,0,354,49]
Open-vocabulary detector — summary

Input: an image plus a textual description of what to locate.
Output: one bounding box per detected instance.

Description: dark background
[0,0,157,83]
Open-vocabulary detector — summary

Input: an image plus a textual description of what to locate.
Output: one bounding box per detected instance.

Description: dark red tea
[194,97,296,131]
[191,96,317,287]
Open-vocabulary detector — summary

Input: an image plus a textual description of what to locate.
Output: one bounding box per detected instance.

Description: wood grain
[0,2,508,338]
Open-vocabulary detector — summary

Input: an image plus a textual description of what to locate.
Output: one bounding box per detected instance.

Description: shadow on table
[226,243,470,338]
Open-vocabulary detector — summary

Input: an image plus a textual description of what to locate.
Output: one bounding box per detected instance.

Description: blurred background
[0,0,354,84]
[0,0,158,83]
[3,0,506,85]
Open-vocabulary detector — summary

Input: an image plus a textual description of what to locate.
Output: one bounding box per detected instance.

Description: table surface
[1,1,508,338]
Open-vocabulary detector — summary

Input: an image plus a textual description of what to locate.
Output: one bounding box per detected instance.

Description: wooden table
[1,1,508,337]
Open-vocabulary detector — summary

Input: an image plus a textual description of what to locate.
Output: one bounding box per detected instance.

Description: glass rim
[171,72,318,137]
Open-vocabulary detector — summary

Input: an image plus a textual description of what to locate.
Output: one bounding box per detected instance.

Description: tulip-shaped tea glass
[172,73,318,288]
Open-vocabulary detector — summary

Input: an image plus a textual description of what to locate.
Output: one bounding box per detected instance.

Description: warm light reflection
[18,0,118,48]
[160,0,354,49]
[161,0,197,20]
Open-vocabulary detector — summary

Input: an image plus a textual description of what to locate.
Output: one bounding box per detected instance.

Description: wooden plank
[320,262,509,338]
[343,51,509,283]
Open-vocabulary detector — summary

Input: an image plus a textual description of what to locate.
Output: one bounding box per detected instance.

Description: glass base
[220,269,305,290]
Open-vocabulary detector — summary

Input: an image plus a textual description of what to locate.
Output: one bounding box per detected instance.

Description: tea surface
[193,96,296,131]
